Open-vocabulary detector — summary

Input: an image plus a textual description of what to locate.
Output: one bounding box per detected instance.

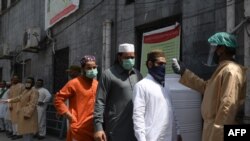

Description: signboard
[45,0,79,30]
[140,23,181,76]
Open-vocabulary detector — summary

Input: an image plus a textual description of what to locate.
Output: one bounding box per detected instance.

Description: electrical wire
[135,0,178,5]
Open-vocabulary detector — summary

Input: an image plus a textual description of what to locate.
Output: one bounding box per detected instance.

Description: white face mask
[25,83,32,88]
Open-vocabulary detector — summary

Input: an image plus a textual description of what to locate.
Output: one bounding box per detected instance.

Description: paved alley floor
[0,132,64,141]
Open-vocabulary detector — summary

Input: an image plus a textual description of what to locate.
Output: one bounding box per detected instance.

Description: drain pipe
[244,0,250,122]
[102,19,112,70]
[226,0,235,32]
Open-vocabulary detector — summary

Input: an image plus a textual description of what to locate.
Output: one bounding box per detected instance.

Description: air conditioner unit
[22,27,41,53]
[0,43,11,59]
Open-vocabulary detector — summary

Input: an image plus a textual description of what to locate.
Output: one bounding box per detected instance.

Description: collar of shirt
[147,73,165,87]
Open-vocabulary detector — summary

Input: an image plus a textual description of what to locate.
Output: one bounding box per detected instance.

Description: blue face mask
[122,59,135,70]
[85,68,98,79]
[148,65,166,85]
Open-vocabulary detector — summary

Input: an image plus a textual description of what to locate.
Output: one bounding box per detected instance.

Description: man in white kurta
[3,82,12,135]
[132,50,180,141]
[35,79,52,139]
[0,81,7,132]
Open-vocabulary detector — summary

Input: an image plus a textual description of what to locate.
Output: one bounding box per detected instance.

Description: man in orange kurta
[54,55,98,141]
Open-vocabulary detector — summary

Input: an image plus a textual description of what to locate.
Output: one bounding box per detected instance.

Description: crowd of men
[53,32,246,141]
[0,77,51,141]
[0,32,247,141]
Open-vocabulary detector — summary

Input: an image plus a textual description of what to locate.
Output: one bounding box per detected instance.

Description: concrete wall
[182,0,227,80]
[0,0,230,88]
[0,0,249,137]
[0,0,48,84]
[0,1,247,90]
[0,0,248,117]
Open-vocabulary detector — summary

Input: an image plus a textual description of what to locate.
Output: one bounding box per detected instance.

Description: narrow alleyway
[0,132,64,141]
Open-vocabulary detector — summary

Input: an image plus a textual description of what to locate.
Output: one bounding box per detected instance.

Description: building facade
[0,0,249,138]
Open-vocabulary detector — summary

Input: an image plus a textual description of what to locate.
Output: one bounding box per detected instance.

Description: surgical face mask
[25,83,32,89]
[122,59,135,70]
[85,68,98,79]
[148,64,166,86]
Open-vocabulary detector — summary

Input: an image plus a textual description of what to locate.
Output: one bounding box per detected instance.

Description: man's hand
[37,101,44,106]
[172,58,186,75]
[64,112,76,123]
[0,99,9,103]
[94,131,107,141]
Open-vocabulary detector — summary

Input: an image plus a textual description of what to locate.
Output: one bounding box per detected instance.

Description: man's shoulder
[39,87,50,93]
[30,87,39,93]
[222,61,244,73]
[132,68,141,74]
[68,76,81,83]
[135,76,152,87]
[10,83,24,89]
[92,79,99,86]
[101,66,117,77]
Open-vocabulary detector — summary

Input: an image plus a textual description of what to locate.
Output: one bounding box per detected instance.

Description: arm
[214,71,238,125]
[94,72,110,132]
[132,84,146,141]
[42,89,52,103]
[179,69,207,94]
[0,96,20,103]
[210,70,244,140]
[209,71,239,140]
[94,72,110,141]
[54,81,74,117]
[8,96,21,103]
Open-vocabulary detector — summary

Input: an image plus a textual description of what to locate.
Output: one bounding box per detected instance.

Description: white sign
[228,129,247,136]
[45,0,79,30]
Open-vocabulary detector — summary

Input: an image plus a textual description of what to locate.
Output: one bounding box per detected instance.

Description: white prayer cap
[118,43,135,53]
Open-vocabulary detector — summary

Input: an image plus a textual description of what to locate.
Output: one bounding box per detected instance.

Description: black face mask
[148,65,166,86]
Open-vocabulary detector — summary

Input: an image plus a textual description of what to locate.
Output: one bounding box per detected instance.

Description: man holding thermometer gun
[172,32,247,141]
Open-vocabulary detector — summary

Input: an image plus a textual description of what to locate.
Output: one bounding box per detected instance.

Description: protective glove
[172,58,186,75]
